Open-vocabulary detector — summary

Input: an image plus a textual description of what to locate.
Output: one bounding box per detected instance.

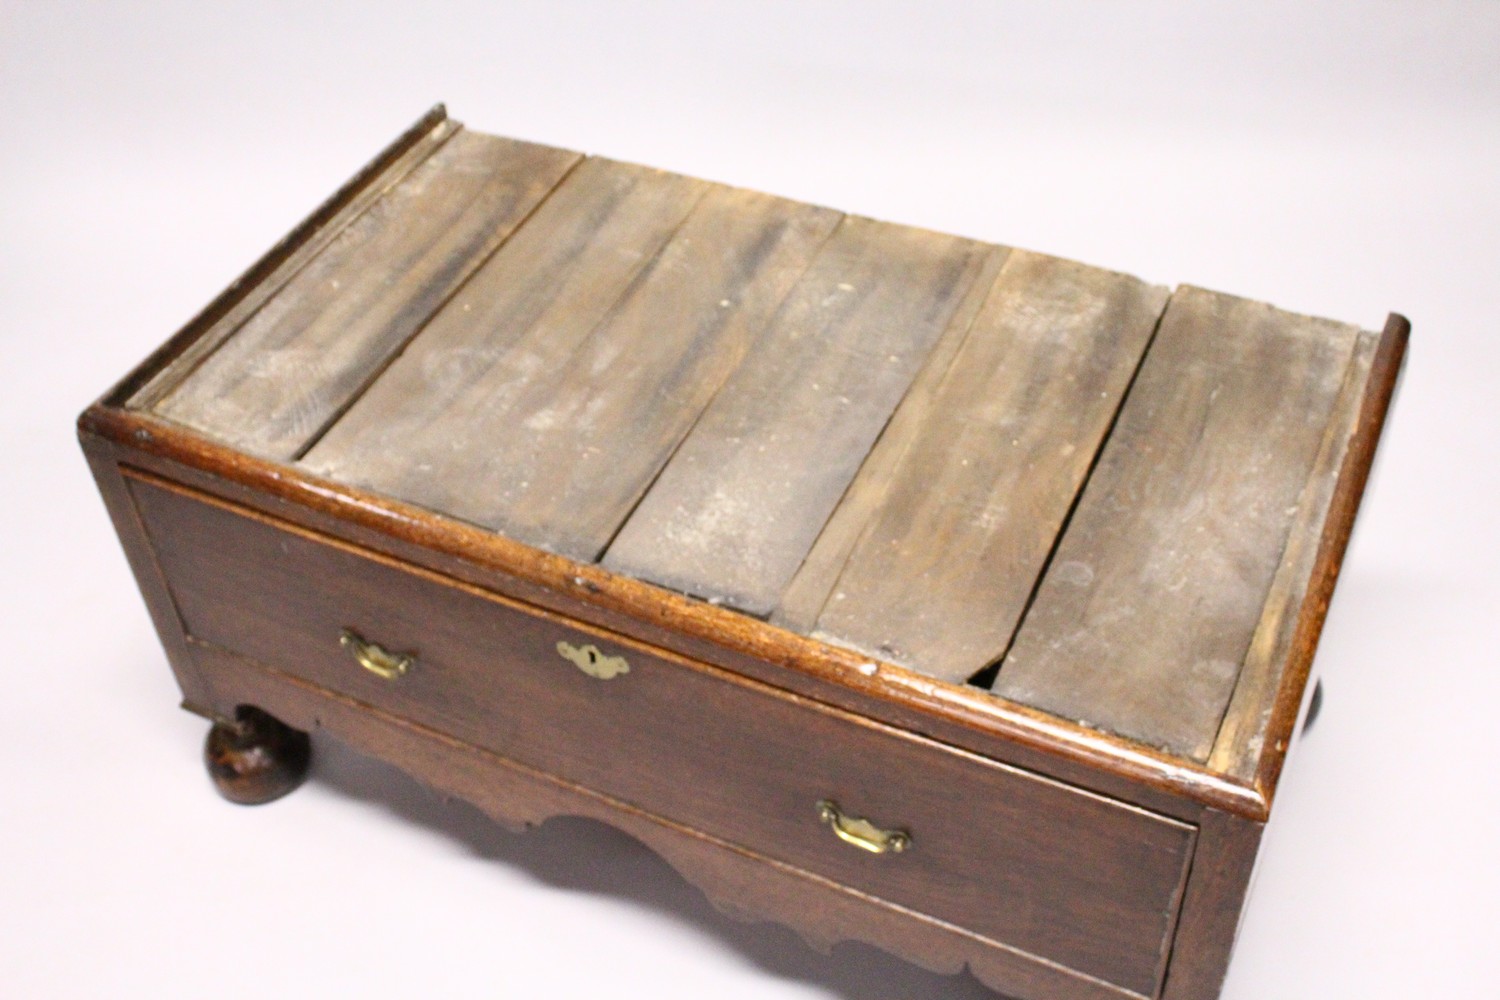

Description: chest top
[120,108,1401,791]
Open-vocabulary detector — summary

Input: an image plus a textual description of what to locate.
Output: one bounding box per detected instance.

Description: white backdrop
[3,3,1497,997]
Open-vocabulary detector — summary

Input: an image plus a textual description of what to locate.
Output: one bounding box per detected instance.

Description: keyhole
[587,649,599,663]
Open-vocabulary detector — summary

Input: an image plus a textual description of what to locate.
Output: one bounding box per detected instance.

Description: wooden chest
[79,106,1405,1000]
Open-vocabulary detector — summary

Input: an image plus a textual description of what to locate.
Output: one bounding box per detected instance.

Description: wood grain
[130,472,1196,997]
[78,431,214,711]
[1158,809,1264,1000]
[1246,313,1409,801]
[191,644,1149,1000]
[126,109,460,412]
[85,403,1269,821]
[81,113,1415,1000]
[992,286,1361,761]
[805,251,1168,681]
[154,130,580,458]
[1207,327,1379,776]
[771,246,1011,633]
[603,217,996,617]
[301,157,709,519]
[317,184,838,560]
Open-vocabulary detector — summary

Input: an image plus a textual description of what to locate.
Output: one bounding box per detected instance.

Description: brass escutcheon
[339,628,414,681]
[816,799,911,855]
[556,640,630,680]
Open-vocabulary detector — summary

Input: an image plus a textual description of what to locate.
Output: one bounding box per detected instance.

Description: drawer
[130,472,1195,998]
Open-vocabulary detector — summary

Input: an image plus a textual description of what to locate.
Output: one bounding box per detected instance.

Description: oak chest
[80,106,1405,1000]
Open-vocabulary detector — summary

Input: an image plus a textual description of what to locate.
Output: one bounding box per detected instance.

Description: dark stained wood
[190,643,1142,1000]
[77,430,214,711]
[806,251,1168,680]
[203,706,312,805]
[131,472,1196,997]
[1300,679,1326,733]
[993,287,1362,761]
[154,130,581,459]
[316,185,839,561]
[121,105,455,411]
[1159,809,1264,1000]
[84,403,1266,823]
[603,218,998,617]
[301,157,709,519]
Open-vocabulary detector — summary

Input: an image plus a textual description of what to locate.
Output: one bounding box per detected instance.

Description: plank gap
[299,158,718,540]
[132,117,462,411]
[770,244,1013,634]
[156,130,581,458]
[964,284,1176,689]
[291,153,590,462]
[601,218,998,617]
[589,212,851,564]
[1203,327,1379,777]
[803,252,1170,680]
[990,287,1362,759]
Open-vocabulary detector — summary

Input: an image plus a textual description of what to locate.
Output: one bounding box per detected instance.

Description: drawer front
[131,473,1193,997]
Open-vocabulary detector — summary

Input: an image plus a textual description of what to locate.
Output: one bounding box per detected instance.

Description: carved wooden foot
[204,706,312,805]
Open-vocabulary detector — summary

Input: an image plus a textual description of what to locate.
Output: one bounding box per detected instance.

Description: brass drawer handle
[556,640,630,680]
[816,799,911,855]
[339,628,413,681]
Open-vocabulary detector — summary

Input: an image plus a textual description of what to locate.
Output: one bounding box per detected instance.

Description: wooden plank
[771,246,1011,633]
[126,108,460,411]
[85,401,1272,821]
[992,286,1360,761]
[1207,328,1380,777]
[301,157,709,517]
[805,251,1169,681]
[602,217,996,617]
[334,185,839,561]
[1248,315,1408,801]
[154,130,581,458]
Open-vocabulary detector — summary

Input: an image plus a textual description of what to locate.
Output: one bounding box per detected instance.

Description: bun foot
[204,706,311,805]
[1302,680,1325,735]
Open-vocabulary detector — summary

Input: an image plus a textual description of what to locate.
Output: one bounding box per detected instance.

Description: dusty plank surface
[992,286,1360,760]
[771,246,1011,633]
[384,186,840,560]
[155,130,580,458]
[806,251,1169,681]
[1207,327,1381,777]
[601,217,996,617]
[309,183,837,559]
[128,112,460,412]
[301,157,709,519]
